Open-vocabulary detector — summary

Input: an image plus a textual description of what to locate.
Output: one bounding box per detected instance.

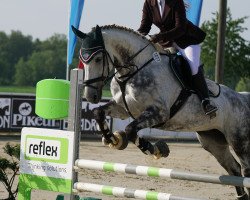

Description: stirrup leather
[201,99,218,116]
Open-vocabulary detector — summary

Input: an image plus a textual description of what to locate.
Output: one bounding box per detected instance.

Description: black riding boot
[192,66,218,117]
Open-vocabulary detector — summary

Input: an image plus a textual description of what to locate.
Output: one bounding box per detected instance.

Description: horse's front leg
[92,100,130,148]
[125,106,170,159]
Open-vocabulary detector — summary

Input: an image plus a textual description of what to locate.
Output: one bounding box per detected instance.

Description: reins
[81,40,154,119]
[81,28,220,122]
[114,56,155,119]
[105,43,154,119]
[82,42,152,89]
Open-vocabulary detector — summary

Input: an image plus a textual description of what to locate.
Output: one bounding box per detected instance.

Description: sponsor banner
[20,128,74,179]
[11,97,61,129]
[0,98,11,130]
[0,93,111,135]
[62,101,112,135]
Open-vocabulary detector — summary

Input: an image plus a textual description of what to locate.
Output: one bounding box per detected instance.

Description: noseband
[80,37,152,91]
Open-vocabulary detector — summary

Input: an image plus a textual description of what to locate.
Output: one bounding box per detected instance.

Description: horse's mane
[91,24,153,44]
[90,24,165,52]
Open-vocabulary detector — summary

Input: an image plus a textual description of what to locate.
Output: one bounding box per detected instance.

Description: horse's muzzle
[84,87,102,104]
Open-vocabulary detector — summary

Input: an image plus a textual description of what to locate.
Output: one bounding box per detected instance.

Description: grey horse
[72,25,250,199]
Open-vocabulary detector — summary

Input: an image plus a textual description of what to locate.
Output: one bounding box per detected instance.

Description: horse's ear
[94,25,102,40]
[71,25,87,39]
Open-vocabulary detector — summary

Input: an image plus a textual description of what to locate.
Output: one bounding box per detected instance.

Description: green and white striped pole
[75,159,250,188]
[74,182,204,200]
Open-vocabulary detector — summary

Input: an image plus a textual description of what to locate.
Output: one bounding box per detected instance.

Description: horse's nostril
[93,94,97,100]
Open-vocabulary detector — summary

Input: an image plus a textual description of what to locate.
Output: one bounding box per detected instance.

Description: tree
[0,31,34,85]
[236,77,250,92]
[0,31,83,86]
[14,58,32,86]
[201,9,250,89]
[14,34,67,86]
[0,32,9,84]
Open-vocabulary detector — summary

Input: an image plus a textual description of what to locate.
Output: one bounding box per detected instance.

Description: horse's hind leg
[229,129,250,200]
[197,130,248,200]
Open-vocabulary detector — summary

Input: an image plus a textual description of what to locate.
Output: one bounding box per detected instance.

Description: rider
[137,0,218,117]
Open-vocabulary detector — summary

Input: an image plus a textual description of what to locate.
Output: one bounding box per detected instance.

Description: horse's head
[72,25,110,103]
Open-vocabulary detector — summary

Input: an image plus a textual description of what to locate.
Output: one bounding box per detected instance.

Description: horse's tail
[239,92,250,107]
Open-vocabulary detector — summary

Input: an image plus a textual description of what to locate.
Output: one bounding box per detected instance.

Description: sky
[0,0,249,41]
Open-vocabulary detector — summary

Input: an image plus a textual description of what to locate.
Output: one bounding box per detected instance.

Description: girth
[116,53,193,121]
[115,57,155,119]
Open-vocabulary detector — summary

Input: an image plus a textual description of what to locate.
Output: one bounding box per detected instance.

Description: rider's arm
[157,0,187,41]
[137,0,153,36]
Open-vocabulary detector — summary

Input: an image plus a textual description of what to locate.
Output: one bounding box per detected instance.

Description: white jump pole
[74,182,205,200]
[75,159,250,188]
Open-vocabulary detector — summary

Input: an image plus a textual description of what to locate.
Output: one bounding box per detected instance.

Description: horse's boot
[192,66,218,117]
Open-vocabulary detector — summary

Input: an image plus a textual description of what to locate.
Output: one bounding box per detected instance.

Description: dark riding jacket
[138,0,206,49]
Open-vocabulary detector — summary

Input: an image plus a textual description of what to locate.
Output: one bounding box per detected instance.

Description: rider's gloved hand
[149,34,160,43]
[149,33,164,43]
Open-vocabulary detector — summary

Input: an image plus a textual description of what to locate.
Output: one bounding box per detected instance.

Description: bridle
[79,31,155,119]
[79,36,153,92]
[79,47,111,90]
[79,27,220,121]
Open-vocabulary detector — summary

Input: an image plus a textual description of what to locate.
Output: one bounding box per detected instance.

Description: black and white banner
[0,93,111,135]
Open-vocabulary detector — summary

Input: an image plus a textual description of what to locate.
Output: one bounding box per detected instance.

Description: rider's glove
[149,33,165,43]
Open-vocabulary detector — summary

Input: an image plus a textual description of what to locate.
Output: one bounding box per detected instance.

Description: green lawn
[0,86,112,97]
[102,90,112,97]
[0,86,36,93]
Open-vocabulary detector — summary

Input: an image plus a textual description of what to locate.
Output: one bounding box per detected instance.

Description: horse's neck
[103,29,182,107]
[102,29,155,76]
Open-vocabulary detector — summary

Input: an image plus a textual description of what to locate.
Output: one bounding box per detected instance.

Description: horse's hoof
[102,133,117,146]
[108,131,128,150]
[102,136,109,146]
[236,193,248,200]
[153,140,170,159]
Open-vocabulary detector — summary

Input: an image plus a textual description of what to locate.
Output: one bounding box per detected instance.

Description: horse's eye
[95,57,102,63]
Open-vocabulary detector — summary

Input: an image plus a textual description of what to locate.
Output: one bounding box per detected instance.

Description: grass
[102,90,112,97]
[0,86,36,94]
[0,86,112,97]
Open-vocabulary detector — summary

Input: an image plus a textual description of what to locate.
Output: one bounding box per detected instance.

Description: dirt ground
[0,137,241,200]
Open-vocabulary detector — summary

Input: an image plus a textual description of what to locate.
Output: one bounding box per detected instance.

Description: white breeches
[174,44,201,75]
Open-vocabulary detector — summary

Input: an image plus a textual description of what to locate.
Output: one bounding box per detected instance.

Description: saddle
[153,42,219,96]
[153,44,191,88]
[170,54,193,91]
[158,49,220,119]
[164,52,219,97]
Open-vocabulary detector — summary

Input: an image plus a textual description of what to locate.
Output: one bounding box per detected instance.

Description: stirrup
[201,99,218,117]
